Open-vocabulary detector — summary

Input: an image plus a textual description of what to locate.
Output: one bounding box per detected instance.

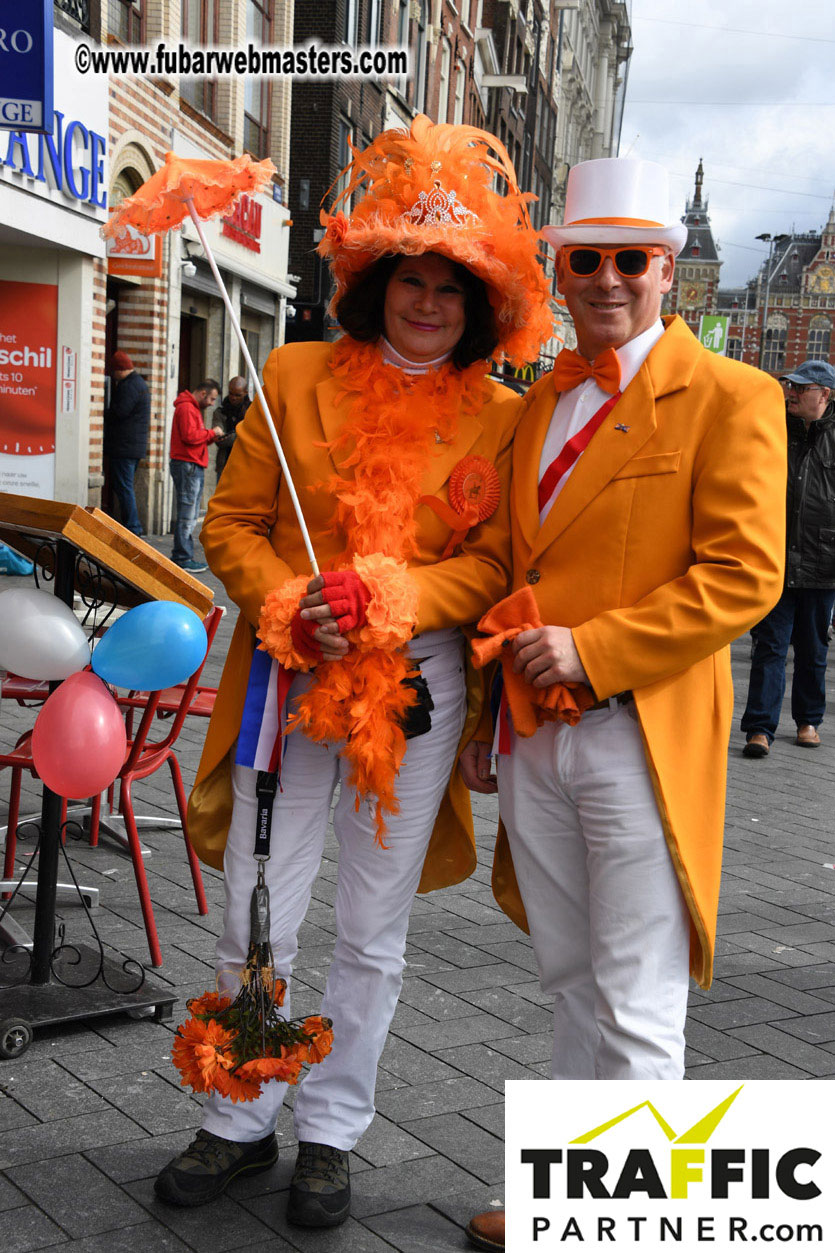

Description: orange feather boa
[258,337,489,844]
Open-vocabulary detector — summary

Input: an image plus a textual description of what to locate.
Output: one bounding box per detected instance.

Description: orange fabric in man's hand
[472,586,596,736]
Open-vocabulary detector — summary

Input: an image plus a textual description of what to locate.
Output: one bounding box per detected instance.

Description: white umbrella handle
[185,198,320,576]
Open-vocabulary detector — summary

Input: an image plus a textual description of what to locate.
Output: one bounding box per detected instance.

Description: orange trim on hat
[567,215,667,228]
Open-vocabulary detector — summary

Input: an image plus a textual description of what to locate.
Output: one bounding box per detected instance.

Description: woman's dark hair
[335,253,499,369]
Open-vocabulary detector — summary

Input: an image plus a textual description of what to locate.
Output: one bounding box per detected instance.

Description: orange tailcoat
[491,317,787,988]
[187,340,522,893]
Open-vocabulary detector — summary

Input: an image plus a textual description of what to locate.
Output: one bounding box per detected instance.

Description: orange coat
[187,340,521,892]
[491,316,787,988]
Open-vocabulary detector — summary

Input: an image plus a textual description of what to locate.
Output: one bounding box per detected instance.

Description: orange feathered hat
[318,115,554,366]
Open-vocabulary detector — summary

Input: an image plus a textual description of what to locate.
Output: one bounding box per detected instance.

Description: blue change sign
[0,0,54,133]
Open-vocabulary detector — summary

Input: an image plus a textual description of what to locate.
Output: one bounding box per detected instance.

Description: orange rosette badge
[419,454,501,560]
[448,454,501,524]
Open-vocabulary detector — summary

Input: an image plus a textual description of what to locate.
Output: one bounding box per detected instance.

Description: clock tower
[805,204,835,296]
[666,160,722,331]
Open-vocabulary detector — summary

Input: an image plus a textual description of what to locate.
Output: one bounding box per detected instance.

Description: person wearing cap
[464,155,786,1253]
[154,117,552,1226]
[103,351,150,536]
[741,358,835,757]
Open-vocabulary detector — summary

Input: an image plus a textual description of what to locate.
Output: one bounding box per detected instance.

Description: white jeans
[202,642,467,1148]
[497,701,690,1080]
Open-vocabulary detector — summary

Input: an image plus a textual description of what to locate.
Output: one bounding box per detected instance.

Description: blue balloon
[92,601,208,690]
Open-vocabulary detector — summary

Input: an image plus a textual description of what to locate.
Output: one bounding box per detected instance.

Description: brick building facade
[719,207,835,376]
[1,1,295,528]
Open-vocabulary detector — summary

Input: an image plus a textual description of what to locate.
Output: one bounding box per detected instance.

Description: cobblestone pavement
[1,535,835,1250]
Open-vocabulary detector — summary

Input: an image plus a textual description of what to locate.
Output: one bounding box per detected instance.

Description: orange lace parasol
[101,152,318,574]
[101,151,276,239]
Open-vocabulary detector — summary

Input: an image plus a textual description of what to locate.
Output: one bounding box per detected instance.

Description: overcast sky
[620,0,834,287]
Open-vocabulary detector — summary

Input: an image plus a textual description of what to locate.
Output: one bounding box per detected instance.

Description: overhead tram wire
[634,16,835,44]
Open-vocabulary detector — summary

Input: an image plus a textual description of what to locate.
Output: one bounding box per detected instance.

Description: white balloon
[0,587,91,681]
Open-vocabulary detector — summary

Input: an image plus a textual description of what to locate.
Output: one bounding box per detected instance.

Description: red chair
[98,604,224,967]
[3,606,224,968]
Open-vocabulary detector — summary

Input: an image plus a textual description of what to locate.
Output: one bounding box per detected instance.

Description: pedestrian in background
[103,351,150,536]
[742,358,835,757]
[214,376,250,478]
[169,378,223,572]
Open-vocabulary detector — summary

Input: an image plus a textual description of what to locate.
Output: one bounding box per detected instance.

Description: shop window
[181,0,218,119]
[244,0,272,158]
[108,0,142,41]
[808,315,832,360]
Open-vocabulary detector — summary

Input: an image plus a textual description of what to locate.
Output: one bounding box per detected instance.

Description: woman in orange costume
[155,116,552,1226]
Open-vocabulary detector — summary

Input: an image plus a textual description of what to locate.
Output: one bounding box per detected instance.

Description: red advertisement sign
[0,279,58,497]
[221,194,262,252]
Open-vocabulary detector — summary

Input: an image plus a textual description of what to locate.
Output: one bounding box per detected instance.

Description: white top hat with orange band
[542,157,688,254]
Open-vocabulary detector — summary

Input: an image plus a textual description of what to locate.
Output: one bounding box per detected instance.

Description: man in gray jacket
[742,358,835,756]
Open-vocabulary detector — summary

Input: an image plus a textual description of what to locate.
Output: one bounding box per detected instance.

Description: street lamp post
[756,232,788,371]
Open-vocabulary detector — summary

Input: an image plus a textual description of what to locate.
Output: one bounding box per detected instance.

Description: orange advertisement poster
[0,280,58,499]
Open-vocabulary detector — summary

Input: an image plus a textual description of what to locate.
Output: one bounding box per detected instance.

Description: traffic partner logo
[505,1080,828,1251]
[521,1085,821,1202]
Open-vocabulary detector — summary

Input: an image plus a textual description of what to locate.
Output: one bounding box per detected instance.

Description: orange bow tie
[552,347,622,395]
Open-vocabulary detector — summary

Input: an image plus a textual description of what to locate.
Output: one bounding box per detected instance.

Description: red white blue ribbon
[236,645,293,777]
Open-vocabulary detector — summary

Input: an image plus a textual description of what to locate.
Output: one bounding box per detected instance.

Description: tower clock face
[681,279,706,307]
[810,264,835,294]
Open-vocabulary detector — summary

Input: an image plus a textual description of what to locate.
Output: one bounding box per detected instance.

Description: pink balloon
[31,672,127,798]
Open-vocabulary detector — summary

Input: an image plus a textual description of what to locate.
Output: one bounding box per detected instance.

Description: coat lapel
[530,370,658,558]
[513,376,559,552]
[529,317,701,560]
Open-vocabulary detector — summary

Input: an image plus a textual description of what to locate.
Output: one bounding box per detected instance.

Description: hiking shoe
[287,1141,351,1228]
[154,1129,277,1206]
[179,558,208,573]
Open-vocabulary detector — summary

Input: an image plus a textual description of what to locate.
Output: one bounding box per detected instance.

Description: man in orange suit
[465,158,787,1252]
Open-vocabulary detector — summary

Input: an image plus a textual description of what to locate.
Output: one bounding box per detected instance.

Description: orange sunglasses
[561,245,670,278]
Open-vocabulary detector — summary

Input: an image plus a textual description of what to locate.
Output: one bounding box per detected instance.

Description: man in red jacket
[170,379,223,572]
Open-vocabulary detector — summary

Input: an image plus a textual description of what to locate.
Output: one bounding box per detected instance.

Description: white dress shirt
[538,320,666,522]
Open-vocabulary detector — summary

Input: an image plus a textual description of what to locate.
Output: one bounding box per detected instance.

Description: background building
[719,208,835,375]
[663,162,835,377]
[1,0,295,534]
[2,0,640,520]
[105,0,295,533]
[288,0,632,375]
